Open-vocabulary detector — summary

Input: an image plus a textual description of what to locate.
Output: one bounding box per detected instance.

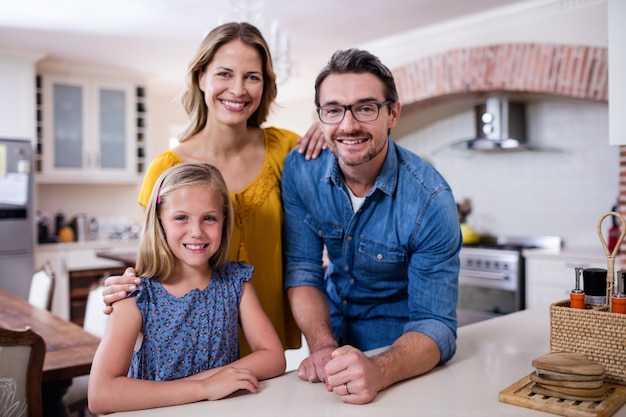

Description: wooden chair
[63,282,109,417]
[0,327,46,417]
[28,262,55,311]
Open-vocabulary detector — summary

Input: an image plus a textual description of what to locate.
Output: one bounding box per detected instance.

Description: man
[282,48,461,404]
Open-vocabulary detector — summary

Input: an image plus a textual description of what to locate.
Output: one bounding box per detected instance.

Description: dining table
[0,288,100,382]
[109,306,626,417]
[0,288,101,416]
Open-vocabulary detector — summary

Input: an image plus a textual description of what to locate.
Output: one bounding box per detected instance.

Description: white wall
[268,0,609,136]
[396,98,616,248]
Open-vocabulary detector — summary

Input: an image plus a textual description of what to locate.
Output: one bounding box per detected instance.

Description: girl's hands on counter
[200,367,260,400]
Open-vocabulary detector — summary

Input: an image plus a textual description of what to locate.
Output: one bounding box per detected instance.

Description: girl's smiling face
[159,184,224,272]
[199,39,264,126]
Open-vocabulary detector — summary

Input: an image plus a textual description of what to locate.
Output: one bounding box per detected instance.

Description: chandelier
[220,0,293,84]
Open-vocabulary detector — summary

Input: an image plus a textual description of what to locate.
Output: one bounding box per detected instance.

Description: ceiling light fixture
[219,0,293,84]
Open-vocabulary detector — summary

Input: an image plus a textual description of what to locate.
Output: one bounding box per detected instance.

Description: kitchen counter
[524,246,610,308]
[110,307,626,417]
[523,246,607,262]
[36,238,139,253]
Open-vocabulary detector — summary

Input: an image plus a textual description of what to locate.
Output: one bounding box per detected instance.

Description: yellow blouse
[138,127,302,353]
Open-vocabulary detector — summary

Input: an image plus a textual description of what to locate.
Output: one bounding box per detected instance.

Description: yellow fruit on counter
[59,226,74,243]
[460,223,480,244]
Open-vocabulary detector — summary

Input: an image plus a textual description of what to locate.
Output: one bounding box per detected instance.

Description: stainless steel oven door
[457,284,517,326]
[458,268,518,292]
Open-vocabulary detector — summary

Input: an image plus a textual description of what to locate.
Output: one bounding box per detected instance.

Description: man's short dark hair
[314,49,399,106]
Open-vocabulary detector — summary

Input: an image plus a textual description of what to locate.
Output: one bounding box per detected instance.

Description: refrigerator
[0,138,35,299]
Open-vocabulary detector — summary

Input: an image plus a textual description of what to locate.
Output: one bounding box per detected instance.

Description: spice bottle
[583,268,607,306]
[54,210,65,237]
[612,271,626,314]
[570,267,585,309]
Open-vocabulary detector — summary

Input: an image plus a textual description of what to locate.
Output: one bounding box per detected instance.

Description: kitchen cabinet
[36,241,138,321]
[36,71,146,183]
[0,53,37,140]
[524,248,607,308]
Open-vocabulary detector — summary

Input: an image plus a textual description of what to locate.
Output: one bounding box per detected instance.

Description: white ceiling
[0,0,530,88]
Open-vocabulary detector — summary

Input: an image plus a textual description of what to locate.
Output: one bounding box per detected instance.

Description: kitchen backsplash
[397,97,616,249]
[36,183,142,241]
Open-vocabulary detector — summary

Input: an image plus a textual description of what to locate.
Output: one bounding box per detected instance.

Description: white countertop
[36,239,139,253]
[109,308,626,417]
[523,246,608,262]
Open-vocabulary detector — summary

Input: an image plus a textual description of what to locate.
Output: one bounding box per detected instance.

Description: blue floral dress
[128,262,253,381]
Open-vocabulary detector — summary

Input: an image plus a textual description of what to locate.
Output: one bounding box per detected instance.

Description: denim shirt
[282,138,461,364]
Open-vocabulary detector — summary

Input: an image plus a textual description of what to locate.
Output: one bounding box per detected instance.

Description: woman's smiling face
[199,39,264,126]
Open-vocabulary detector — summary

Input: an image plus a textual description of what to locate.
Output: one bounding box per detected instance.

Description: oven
[456,236,561,326]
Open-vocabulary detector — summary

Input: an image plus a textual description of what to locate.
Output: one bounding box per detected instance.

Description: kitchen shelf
[69,266,126,326]
[136,85,147,175]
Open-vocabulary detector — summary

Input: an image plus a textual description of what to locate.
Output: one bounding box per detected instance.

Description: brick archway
[392,43,608,106]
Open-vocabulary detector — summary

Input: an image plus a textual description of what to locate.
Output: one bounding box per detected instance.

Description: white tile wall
[396,98,617,249]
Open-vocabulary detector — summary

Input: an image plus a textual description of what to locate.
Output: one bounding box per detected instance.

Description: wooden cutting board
[499,374,626,417]
[533,352,606,376]
[532,383,608,402]
[536,369,606,382]
[531,371,605,389]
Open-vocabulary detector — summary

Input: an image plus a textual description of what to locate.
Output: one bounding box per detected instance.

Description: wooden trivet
[499,374,626,417]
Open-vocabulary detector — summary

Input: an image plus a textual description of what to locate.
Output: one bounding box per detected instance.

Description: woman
[103,22,324,353]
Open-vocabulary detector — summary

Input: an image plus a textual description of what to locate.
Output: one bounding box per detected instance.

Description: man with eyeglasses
[282,48,461,404]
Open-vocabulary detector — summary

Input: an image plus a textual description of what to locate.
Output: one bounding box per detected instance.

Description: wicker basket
[550,300,626,385]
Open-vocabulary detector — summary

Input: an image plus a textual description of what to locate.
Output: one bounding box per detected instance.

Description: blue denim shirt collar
[324,137,397,197]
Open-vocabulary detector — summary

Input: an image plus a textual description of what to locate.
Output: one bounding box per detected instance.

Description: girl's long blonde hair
[135,163,234,281]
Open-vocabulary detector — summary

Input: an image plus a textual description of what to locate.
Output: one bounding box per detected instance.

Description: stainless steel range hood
[434,98,559,154]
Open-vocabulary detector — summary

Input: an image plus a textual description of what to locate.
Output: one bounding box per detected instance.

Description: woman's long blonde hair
[135,163,234,281]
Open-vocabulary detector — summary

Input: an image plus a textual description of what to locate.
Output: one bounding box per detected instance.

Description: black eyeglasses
[317,100,392,124]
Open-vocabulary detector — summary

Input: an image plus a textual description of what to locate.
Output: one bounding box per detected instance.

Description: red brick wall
[392,43,608,105]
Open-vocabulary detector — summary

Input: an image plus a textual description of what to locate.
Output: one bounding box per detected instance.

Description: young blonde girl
[88,163,285,414]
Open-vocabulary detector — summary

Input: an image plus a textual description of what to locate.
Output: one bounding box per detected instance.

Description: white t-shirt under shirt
[346,187,365,212]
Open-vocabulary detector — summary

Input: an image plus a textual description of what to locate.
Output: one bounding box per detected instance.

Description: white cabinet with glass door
[39,73,140,183]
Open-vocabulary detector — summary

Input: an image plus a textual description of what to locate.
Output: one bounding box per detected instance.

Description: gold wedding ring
[344,383,350,395]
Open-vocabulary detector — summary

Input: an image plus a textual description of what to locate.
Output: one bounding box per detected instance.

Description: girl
[88,163,285,414]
